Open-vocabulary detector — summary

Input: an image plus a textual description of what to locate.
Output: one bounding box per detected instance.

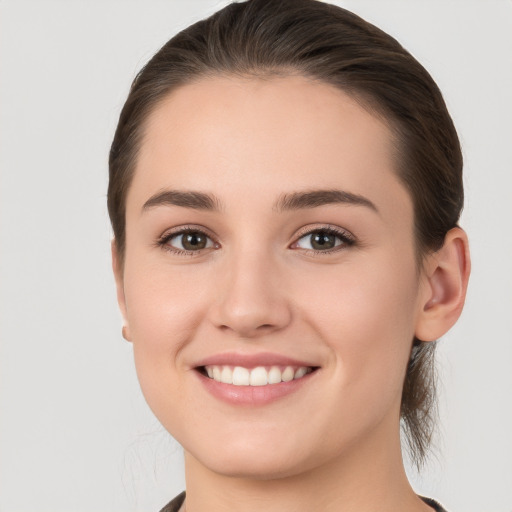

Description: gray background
[1,1,511,511]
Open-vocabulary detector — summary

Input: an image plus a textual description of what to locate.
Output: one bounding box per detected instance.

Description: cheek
[124,257,209,342]
[297,252,420,397]
[122,260,213,430]
[122,258,213,394]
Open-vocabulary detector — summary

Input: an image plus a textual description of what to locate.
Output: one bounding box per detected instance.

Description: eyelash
[156,225,219,257]
[292,225,356,255]
[156,224,356,257]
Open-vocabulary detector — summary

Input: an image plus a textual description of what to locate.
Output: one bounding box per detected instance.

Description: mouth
[197,364,317,386]
[193,352,320,405]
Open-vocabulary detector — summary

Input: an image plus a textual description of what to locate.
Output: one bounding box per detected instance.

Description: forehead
[129,74,411,221]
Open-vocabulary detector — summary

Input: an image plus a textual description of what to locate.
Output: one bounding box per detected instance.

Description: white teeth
[205,365,313,386]
[249,366,268,386]
[281,366,294,382]
[220,366,233,384]
[232,366,250,386]
[294,367,308,379]
[268,366,282,384]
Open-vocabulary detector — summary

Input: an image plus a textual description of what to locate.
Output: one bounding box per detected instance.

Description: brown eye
[182,232,207,250]
[309,232,338,250]
[167,231,214,252]
[294,228,353,252]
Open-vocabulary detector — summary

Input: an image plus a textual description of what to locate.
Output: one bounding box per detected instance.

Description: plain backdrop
[1,1,511,511]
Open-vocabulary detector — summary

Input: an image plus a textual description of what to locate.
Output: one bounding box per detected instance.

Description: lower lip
[196,370,316,406]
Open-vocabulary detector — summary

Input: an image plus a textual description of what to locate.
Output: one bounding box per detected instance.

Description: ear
[415,227,471,342]
[111,240,132,342]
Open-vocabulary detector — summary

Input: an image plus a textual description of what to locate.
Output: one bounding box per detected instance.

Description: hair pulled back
[108,0,463,467]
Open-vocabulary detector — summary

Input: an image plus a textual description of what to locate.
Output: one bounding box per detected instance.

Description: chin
[197,452,307,480]
[183,431,326,481]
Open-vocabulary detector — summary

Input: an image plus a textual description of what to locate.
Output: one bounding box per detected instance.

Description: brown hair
[108,0,463,467]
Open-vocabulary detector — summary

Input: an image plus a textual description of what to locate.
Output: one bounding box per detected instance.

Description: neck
[182,416,430,512]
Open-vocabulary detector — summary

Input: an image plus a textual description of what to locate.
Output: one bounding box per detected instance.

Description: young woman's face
[116,75,431,479]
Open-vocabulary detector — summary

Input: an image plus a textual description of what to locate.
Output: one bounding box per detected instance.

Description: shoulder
[159,491,186,512]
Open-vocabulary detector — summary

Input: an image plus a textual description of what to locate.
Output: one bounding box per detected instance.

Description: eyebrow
[142,190,222,212]
[274,189,379,214]
[141,188,378,214]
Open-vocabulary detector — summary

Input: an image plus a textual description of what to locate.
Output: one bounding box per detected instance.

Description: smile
[194,353,319,405]
[203,365,314,386]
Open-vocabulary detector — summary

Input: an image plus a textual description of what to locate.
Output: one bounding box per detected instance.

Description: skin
[113,75,470,512]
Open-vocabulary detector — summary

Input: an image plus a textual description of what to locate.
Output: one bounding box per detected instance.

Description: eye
[292,227,355,253]
[158,228,216,254]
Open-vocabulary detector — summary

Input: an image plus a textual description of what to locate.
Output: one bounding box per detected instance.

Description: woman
[108,0,470,510]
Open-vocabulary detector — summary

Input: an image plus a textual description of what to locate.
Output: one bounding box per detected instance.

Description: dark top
[160,491,185,512]
[159,491,448,512]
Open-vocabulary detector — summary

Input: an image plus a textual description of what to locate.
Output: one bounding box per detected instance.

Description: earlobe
[121,325,131,342]
[415,227,471,342]
[111,240,132,342]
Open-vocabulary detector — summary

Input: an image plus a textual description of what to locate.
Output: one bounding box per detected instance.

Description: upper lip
[193,352,319,369]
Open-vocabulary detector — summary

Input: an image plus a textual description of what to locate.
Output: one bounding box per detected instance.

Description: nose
[209,248,292,339]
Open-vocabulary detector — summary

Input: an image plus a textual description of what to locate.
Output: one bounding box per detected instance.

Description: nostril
[217,322,282,338]
[217,321,281,335]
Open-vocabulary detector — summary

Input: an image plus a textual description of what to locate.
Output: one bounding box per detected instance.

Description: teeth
[294,367,308,379]
[232,366,250,386]
[249,366,268,386]
[281,367,294,382]
[268,366,282,384]
[220,366,233,384]
[205,365,313,386]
